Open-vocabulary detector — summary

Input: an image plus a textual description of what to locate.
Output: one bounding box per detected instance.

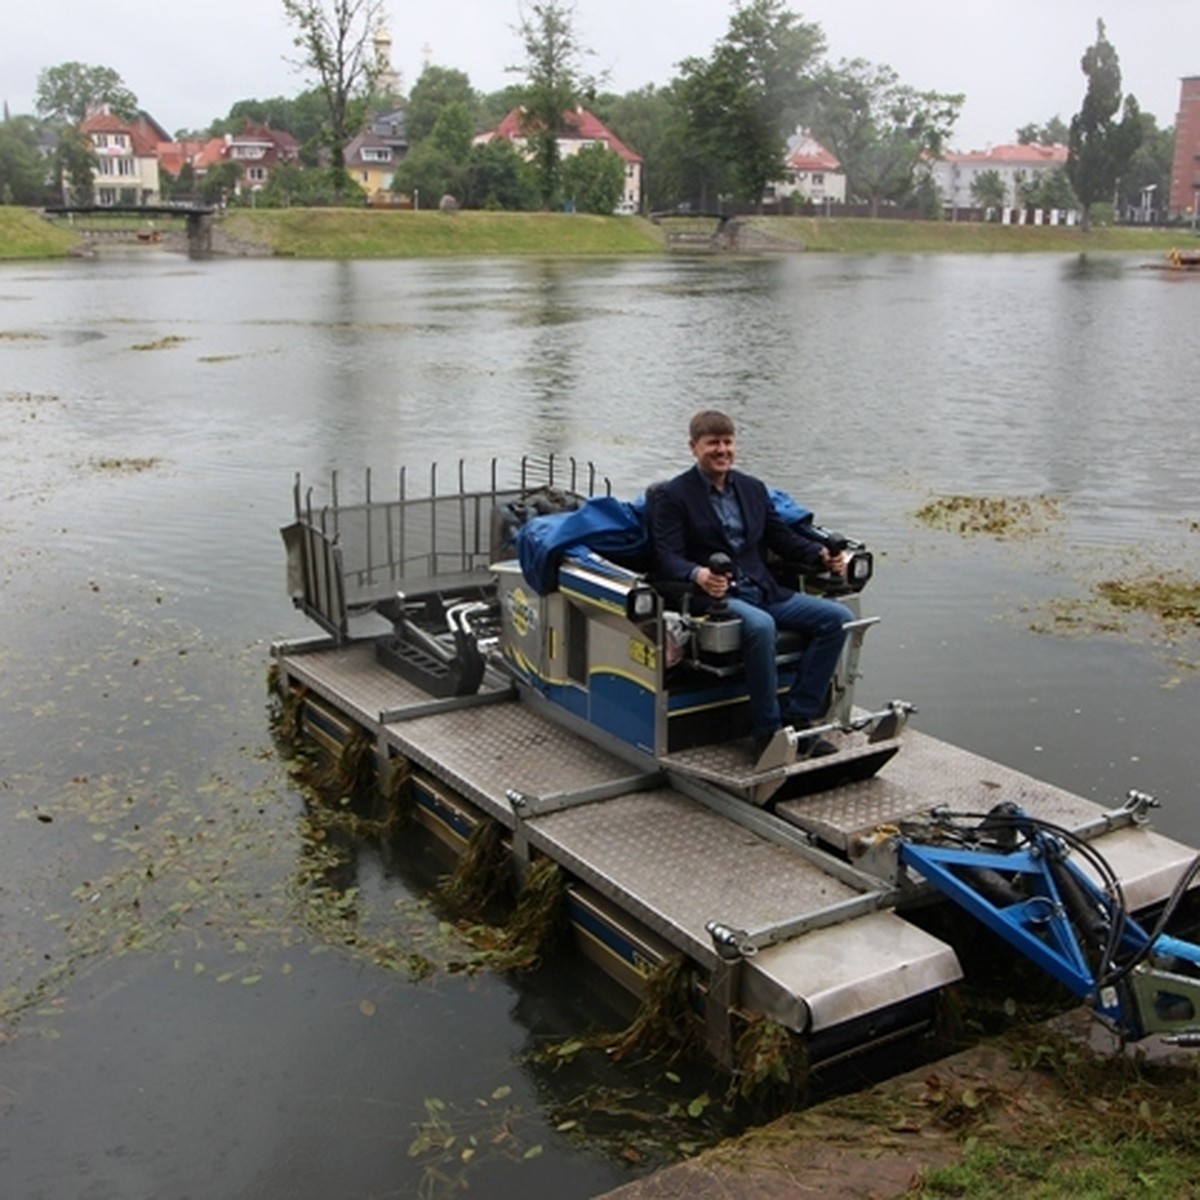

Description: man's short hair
[689,409,736,441]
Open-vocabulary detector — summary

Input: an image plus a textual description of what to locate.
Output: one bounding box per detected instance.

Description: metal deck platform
[274,635,1198,1046]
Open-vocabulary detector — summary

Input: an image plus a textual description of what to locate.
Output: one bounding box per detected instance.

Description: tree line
[0,5,1175,225]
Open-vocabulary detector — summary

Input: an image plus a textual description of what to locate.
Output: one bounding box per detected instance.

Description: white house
[79,108,167,205]
[930,143,1069,216]
[771,130,845,206]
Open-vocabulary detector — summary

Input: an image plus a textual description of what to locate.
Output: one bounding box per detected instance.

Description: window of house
[247,166,266,182]
[812,173,824,186]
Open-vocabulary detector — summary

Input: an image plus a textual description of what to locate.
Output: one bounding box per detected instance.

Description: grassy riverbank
[222,208,1194,258]
[742,215,1193,255]
[0,207,81,257]
[607,1013,1200,1200]
[5,205,1194,260]
[220,208,666,257]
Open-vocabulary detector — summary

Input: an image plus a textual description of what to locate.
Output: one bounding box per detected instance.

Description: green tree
[464,139,537,210]
[406,66,478,146]
[159,162,198,203]
[391,142,456,208]
[969,167,1007,214]
[198,160,243,206]
[426,101,474,164]
[1022,165,1078,212]
[592,84,678,210]
[510,0,595,209]
[560,143,625,213]
[1118,111,1173,221]
[36,62,138,124]
[211,91,332,165]
[1016,115,1069,145]
[1067,20,1142,231]
[809,58,962,217]
[677,0,824,209]
[281,0,386,198]
[593,83,709,212]
[905,169,943,219]
[0,117,49,205]
[257,160,362,206]
[53,125,96,204]
[392,100,475,207]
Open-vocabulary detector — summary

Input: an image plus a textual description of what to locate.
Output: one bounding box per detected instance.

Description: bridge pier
[186,212,214,259]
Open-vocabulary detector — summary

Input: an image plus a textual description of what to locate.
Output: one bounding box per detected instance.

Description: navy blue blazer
[650,466,823,606]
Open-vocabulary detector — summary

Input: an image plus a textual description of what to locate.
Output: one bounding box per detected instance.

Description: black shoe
[795,730,838,758]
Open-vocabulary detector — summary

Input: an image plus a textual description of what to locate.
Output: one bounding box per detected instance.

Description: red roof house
[476,106,643,213]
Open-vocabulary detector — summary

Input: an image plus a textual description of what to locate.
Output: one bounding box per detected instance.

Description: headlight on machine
[626,584,658,621]
[846,550,874,590]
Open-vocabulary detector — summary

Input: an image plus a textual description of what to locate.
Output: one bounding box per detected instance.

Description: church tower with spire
[373,25,403,101]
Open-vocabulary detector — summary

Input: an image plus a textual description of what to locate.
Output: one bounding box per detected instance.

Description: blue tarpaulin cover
[516,496,649,594]
[768,487,813,528]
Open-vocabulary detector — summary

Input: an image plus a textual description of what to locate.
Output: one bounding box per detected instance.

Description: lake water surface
[1,249,1198,1198]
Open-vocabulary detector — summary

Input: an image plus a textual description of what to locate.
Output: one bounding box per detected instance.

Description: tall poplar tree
[282,0,385,198]
[1067,20,1142,230]
[511,0,595,210]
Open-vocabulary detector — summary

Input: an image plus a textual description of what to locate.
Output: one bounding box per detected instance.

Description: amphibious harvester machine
[273,456,1200,1068]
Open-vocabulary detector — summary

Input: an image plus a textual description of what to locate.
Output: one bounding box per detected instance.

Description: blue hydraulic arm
[896,802,1200,1045]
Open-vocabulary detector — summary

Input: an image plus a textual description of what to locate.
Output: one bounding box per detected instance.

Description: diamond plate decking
[273,637,1197,1038]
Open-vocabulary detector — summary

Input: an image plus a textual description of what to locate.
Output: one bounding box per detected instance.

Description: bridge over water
[43,203,218,258]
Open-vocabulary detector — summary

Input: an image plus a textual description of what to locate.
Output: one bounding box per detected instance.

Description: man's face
[690,432,735,481]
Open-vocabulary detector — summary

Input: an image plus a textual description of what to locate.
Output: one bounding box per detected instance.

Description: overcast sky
[4,1,1196,151]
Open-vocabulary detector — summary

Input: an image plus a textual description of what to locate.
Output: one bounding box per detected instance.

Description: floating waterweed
[914,493,1063,538]
[603,956,700,1064]
[435,817,508,916]
[732,1014,810,1108]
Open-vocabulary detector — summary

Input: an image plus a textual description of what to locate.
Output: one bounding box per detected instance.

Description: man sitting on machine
[650,409,852,762]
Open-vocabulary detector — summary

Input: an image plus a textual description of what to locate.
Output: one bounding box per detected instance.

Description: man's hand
[820,548,848,575]
[694,566,730,598]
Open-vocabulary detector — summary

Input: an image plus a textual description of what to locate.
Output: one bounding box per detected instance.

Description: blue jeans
[724,593,853,738]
